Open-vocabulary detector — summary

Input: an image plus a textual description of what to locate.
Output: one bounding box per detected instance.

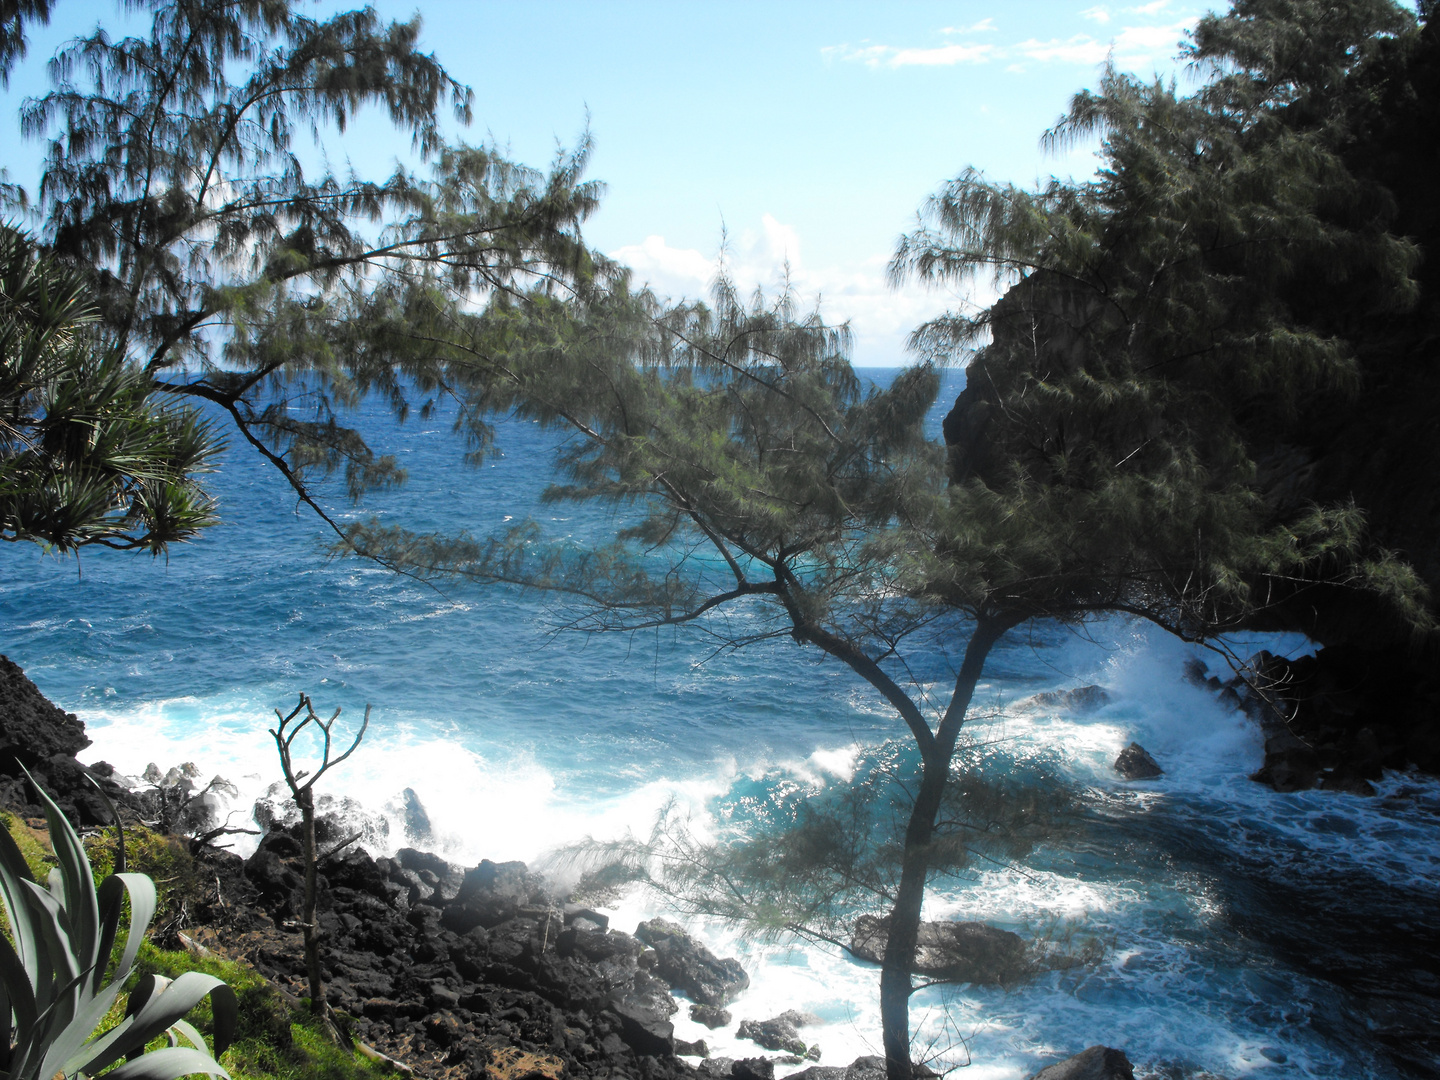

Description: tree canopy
[341,3,1437,1075]
[891,0,1434,647]
[4,0,608,553]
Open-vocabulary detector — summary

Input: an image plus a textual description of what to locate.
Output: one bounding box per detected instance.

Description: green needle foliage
[890,0,1434,643]
[0,771,236,1080]
[344,9,1435,1077]
[6,0,609,547]
[0,226,221,553]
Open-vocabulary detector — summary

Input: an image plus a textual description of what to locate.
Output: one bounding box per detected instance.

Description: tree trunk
[880,616,1007,1080]
[298,788,327,1018]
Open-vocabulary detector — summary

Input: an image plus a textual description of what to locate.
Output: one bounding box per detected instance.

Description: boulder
[610,998,675,1057]
[442,858,547,933]
[635,917,750,1005]
[1029,1045,1134,1080]
[563,903,610,930]
[1249,729,1321,792]
[732,1059,776,1080]
[457,858,536,903]
[396,847,463,901]
[840,1056,889,1080]
[850,916,1030,984]
[737,1010,818,1056]
[691,1003,733,1028]
[1114,742,1163,780]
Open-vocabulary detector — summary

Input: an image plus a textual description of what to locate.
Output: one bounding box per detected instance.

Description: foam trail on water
[77,694,741,864]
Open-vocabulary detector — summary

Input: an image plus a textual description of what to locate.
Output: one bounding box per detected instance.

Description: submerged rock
[850,916,1030,984]
[1028,1045,1134,1080]
[1114,742,1163,780]
[1022,685,1112,713]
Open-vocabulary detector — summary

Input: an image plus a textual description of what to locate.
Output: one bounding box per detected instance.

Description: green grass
[135,945,400,1080]
[3,815,400,1078]
[0,810,58,882]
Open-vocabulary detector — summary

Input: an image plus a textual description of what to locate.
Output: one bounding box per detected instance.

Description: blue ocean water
[1,370,1437,1078]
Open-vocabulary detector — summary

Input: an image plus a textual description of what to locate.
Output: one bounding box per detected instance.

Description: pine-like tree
[346,4,1436,1075]
[5,0,607,550]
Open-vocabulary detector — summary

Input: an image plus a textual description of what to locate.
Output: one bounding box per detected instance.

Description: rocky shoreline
[0,655,1143,1080]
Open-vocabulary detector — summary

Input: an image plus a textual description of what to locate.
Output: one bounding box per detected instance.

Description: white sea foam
[69,622,1434,1078]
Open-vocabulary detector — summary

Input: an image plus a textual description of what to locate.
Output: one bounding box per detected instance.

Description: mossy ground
[2,813,401,1079]
[135,944,399,1080]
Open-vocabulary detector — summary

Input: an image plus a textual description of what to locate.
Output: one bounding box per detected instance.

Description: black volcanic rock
[0,655,136,825]
[1114,742,1163,780]
[1029,1045,1135,1080]
[851,916,1030,985]
[636,917,750,1006]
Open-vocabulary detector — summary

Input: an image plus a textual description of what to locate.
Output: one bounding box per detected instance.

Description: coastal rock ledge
[1028,1046,1135,1080]
[850,916,1031,985]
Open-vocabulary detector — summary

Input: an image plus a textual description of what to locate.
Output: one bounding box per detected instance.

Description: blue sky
[2,0,1220,364]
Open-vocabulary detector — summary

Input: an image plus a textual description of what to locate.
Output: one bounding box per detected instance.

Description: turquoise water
[1,370,1437,1078]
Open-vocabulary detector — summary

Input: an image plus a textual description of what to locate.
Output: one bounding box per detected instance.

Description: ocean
[1,369,1437,1079]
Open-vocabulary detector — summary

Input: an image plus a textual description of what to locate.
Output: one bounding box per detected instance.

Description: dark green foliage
[891,0,1433,645]
[0,0,54,86]
[8,0,606,542]
[0,226,221,553]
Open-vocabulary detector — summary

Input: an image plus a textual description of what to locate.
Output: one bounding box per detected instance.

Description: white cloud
[941,18,997,35]
[608,218,971,364]
[1014,34,1111,66]
[824,8,1199,74]
[822,42,992,68]
[1112,21,1191,63]
[888,43,995,67]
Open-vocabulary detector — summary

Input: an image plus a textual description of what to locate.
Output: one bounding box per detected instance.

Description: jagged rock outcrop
[737,1010,820,1059]
[0,655,138,825]
[1029,1045,1135,1080]
[850,916,1031,985]
[635,918,750,1006]
[1114,742,1163,780]
[1183,650,1434,793]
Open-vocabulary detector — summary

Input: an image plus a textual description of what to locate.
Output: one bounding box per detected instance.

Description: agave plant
[0,770,236,1079]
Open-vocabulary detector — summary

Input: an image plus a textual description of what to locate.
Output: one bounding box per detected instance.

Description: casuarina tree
[5,0,609,554]
[342,4,1433,1074]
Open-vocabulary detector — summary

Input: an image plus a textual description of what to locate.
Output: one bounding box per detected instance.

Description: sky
[1,0,1222,365]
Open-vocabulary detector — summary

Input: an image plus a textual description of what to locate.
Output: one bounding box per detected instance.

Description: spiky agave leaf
[0,768,235,1080]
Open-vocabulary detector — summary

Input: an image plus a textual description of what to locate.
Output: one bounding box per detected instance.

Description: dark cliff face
[0,655,132,824]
